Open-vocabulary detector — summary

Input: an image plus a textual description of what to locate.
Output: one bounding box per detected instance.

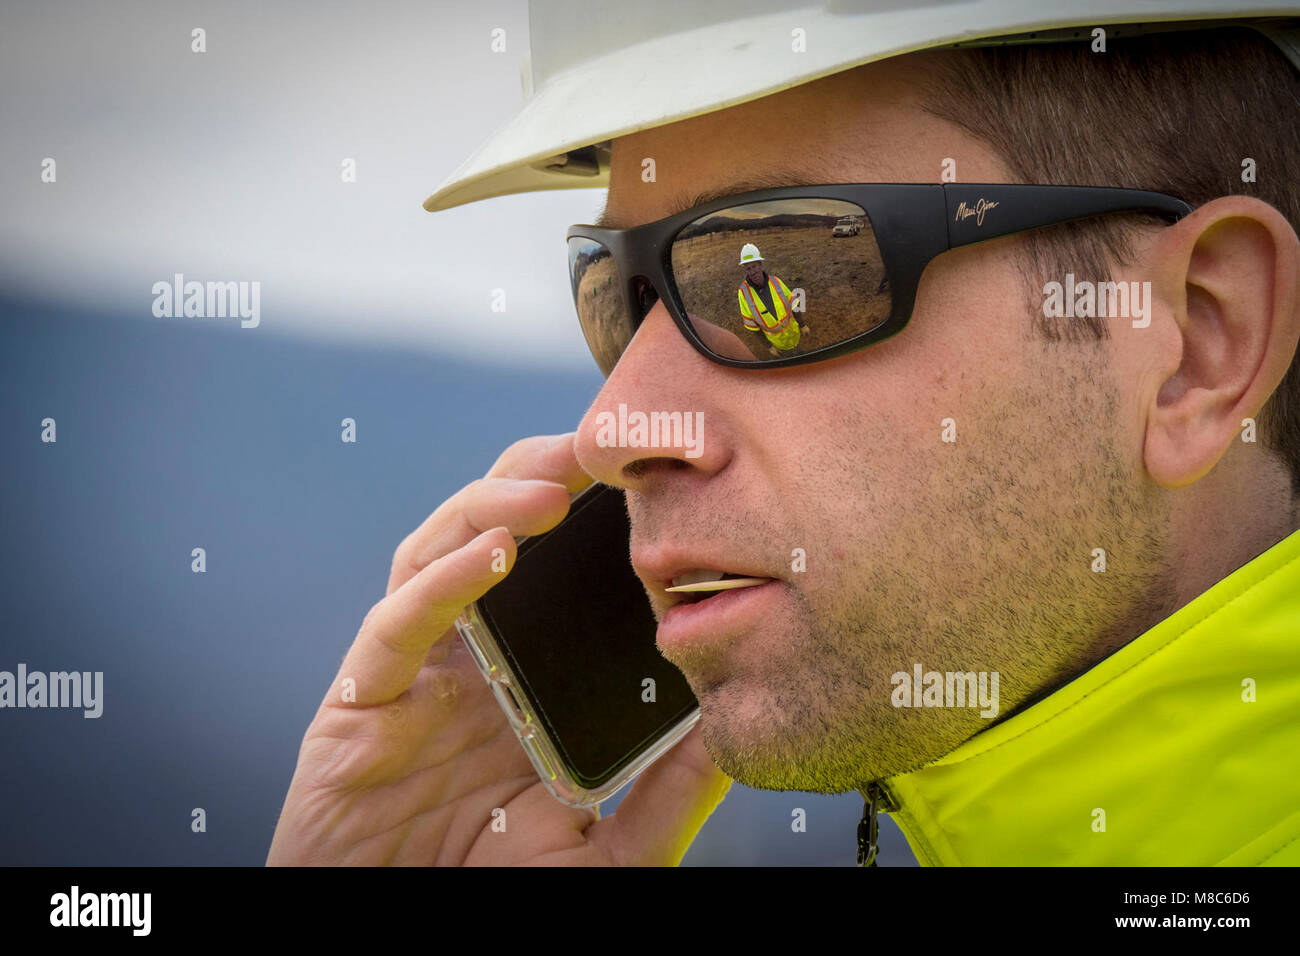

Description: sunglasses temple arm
[942,184,1193,251]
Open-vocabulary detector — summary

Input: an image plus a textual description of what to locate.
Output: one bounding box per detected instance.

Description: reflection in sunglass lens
[669,199,891,364]
[567,236,632,377]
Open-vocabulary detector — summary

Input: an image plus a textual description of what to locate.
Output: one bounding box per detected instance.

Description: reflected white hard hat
[740,243,763,265]
[423,1,1300,213]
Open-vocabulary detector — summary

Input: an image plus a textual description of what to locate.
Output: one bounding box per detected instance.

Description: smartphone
[454,482,700,807]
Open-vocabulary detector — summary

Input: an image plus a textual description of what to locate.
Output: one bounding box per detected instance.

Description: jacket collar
[878,526,1300,866]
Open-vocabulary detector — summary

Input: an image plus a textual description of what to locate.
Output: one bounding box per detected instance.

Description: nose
[575,298,731,491]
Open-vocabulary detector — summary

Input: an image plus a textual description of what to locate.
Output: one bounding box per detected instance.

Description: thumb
[591,724,732,865]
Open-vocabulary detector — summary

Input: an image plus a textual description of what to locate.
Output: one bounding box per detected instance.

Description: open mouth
[665,570,771,604]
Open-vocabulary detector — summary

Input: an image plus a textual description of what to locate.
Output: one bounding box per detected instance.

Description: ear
[1143,196,1300,488]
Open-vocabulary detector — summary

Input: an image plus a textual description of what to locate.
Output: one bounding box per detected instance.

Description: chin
[691,676,821,784]
[691,666,912,792]
[697,717,858,794]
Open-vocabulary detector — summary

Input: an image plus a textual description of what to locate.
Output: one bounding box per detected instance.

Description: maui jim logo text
[954,198,999,227]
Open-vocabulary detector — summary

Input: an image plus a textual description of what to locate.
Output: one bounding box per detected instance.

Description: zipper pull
[857,781,897,867]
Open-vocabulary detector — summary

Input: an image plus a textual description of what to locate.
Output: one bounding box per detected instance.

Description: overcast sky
[0,0,610,369]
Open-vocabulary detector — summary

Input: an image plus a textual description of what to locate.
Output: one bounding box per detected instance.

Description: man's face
[574,52,1176,792]
[744,261,765,284]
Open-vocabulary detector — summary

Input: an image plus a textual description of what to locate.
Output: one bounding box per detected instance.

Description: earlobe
[1143,198,1300,489]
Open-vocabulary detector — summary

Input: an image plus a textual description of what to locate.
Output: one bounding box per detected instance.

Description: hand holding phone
[457,481,700,806]
[267,433,731,866]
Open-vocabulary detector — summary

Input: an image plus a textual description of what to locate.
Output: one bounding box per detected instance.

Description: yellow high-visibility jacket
[737,274,799,351]
[873,526,1300,865]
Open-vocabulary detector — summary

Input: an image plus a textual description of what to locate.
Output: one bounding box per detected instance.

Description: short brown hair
[917,27,1300,495]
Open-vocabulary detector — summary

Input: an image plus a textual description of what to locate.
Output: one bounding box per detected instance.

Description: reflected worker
[737,243,807,355]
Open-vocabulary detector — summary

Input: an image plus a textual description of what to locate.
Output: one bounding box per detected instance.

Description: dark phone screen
[475,484,697,788]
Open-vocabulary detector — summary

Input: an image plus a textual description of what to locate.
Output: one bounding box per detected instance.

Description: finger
[387,477,570,596]
[387,432,591,595]
[590,725,732,865]
[340,526,516,707]
[485,432,589,491]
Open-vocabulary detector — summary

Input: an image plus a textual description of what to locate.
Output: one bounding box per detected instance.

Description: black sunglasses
[566,183,1192,375]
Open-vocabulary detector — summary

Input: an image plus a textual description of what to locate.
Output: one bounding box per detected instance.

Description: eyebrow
[592,172,828,230]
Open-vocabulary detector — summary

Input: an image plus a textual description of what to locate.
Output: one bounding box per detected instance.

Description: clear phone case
[455,605,699,807]
[453,487,700,808]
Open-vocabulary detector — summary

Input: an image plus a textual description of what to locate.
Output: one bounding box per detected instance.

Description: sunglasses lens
[670,199,891,364]
[568,236,633,377]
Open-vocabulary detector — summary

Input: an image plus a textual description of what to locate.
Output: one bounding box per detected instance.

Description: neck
[1167,456,1298,614]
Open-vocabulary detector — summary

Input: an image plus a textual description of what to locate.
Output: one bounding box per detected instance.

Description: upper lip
[632,550,778,608]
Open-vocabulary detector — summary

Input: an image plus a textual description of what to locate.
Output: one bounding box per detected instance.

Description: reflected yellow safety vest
[737,274,799,351]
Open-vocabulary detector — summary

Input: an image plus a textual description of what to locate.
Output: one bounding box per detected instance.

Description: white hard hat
[740,243,763,265]
[424,1,1300,213]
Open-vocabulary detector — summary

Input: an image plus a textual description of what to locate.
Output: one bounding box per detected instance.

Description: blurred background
[0,0,914,866]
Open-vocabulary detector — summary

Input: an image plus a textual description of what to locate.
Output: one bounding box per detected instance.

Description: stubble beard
[677,356,1179,794]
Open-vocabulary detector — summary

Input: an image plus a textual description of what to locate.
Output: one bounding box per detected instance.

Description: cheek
[900,257,1035,426]
[779,270,1033,539]
[915,240,1031,344]
[801,297,1009,455]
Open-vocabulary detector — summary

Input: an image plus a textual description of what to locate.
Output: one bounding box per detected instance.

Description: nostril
[624,457,690,480]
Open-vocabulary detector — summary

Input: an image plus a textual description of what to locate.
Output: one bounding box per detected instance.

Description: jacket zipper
[857,780,899,867]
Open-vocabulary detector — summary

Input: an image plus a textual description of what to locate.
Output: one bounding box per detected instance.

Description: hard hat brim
[423,3,1300,213]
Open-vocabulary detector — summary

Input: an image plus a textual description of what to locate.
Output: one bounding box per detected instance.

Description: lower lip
[657,580,781,651]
